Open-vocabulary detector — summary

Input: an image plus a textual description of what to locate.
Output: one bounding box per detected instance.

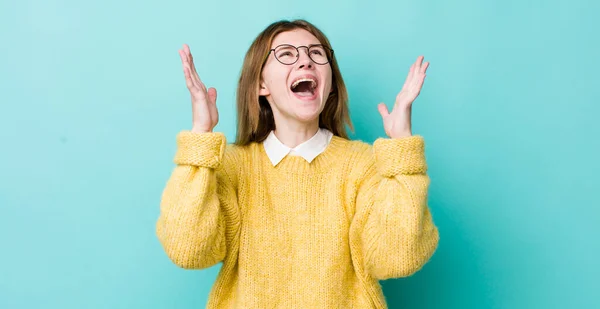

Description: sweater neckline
[258,134,348,173]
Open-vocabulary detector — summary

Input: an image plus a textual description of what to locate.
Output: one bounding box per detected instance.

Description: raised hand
[179,44,219,133]
[377,55,429,139]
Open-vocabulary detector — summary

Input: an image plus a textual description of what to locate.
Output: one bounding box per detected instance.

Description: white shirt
[263,128,334,166]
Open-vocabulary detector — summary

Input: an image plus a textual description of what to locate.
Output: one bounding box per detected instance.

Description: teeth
[291,78,317,90]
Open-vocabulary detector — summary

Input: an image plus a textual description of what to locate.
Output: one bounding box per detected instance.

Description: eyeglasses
[267,44,334,65]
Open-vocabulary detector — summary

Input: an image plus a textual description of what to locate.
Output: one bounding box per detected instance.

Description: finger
[187,46,200,80]
[403,63,416,91]
[182,66,195,90]
[207,87,217,105]
[179,50,190,75]
[179,49,190,68]
[410,76,424,95]
[182,45,194,75]
[179,48,185,63]
[185,45,207,93]
[377,103,389,118]
[208,87,218,122]
[183,44,191,62]
[180,50,199,89]
[183,45,199,79]
[416,55,424,71]
[190,60,206,92]
[411,74,426,95]
[410,60,426,86]
[420,61,430,74]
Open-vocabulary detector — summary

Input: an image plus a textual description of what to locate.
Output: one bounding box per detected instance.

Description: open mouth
[290,77,318,98]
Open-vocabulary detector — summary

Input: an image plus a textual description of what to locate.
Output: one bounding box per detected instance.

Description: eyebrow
[272,43,323,48]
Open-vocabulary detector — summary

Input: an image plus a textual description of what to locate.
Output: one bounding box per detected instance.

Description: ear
[259,80,270,96]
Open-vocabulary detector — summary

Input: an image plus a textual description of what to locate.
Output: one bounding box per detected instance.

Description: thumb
[207,87,217,105]
[377,103,389,118]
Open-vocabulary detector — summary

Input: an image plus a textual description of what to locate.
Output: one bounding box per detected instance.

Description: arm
[356,135,439,280]
[156,131,237,269]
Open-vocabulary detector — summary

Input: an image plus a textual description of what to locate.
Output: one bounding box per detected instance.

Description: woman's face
[259,29,333,126]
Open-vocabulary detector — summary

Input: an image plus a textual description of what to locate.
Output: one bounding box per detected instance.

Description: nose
[296,47,314,69]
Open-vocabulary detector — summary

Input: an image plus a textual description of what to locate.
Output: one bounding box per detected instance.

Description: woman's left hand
[378,55,429,139]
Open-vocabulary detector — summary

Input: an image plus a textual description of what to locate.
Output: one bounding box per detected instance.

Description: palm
[395,56,428,107]
[378,55,429,138]
[179,44,219,133]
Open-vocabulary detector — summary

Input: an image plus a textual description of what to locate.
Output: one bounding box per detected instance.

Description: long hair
[234,19,353,146]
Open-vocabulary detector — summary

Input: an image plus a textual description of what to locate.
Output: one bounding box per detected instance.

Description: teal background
[1,0,598,308]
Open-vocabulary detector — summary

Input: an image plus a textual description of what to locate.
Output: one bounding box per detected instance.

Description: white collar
[263,128,333,166]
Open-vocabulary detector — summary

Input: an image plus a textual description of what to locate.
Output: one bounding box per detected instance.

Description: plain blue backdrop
[1,0,598,308]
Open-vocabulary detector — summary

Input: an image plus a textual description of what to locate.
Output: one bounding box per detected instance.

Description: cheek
[264,69,289,94]
[324,69,333,92]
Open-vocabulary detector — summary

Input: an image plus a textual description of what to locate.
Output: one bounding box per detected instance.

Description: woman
[156,19,439,308]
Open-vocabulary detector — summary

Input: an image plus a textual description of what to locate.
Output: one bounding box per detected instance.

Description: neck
[273,119,320,148]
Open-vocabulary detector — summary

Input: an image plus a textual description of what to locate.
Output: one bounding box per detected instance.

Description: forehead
[271,29,321,48]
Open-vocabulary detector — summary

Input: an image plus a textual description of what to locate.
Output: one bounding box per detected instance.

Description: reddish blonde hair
[234,19,353,146]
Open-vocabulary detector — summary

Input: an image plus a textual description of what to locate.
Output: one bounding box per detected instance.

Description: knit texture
[156,131,440,308]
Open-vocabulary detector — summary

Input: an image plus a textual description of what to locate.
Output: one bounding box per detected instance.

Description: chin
[291,99,324,121]
[293,113,320,123]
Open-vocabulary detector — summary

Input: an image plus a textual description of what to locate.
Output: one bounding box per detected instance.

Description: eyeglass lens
[273,45,329,65]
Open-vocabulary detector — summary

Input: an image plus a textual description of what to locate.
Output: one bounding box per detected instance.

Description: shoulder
[217,141,255,189]
[222,142,249,163]
[330,137,377,183]
[335,137,375,164]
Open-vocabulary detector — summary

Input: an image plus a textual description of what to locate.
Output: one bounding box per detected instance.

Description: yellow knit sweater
[156,131,439,308]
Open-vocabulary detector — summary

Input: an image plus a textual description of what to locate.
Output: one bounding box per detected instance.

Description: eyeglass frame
[265,44,334,65]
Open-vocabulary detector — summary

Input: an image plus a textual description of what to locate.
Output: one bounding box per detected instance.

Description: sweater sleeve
[156,131,238,270]
[355,135,439,280]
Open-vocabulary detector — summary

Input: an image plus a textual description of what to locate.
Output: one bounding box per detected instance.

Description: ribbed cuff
[173,131,226,168]
[373,135,427,177]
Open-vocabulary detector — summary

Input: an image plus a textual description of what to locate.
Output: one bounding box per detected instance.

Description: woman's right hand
[179,44,219,133]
